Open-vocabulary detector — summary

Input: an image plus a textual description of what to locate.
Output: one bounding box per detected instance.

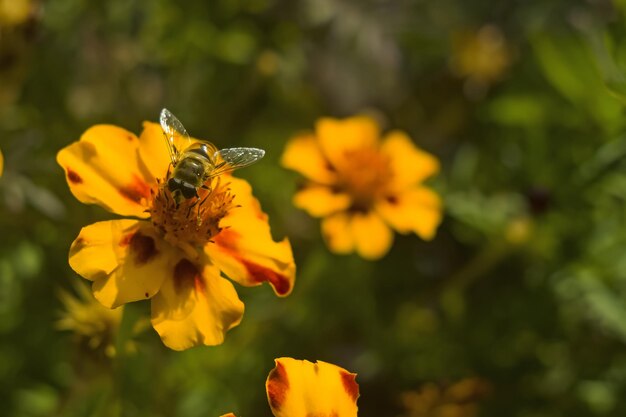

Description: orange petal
[69,219,176,308]
[351,211,394,260]
[206,177,296,297]
[266,358,359,417]
[137,122,172,181]
[57,125,157,217]
[321,212,355,255]
[293,185,352,218]
[376,186,443,240]
[381,131,440,191]
[220,414,237,417]
[150,259,244,351]
[316,116,380,169]
[281,133,338,184]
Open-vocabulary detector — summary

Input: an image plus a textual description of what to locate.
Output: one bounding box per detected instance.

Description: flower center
[149,175,236,257]
[336,147,392,211]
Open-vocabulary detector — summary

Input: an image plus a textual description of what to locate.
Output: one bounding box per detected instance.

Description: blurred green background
[2,0,626,416]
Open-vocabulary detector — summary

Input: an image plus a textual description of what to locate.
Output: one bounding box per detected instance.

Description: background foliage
[1,0,626,416]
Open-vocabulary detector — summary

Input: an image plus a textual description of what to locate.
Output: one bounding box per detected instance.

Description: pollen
[336,147,392,211]
[149,176,237,257]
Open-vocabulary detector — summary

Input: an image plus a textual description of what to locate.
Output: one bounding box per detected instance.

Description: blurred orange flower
[282,116,442,259]
[400,378,491,417]
[223,357,359,417]
[57,121,295,351]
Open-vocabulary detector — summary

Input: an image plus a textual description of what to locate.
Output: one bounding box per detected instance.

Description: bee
[159,108,265,204]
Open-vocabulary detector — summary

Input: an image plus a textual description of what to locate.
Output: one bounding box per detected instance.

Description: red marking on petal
[214,228,239,250]
[214,229,292,295]
[119,233,133,247]
[119,175,151,204]
[71,236,87,252]
[386,195,398,205]
[240,259,291,296]
[267,361,289,410]
[340,370,359,402]
[173,259,204,295]
[66,168,83,184]
[194,276,206,294]
[129,232,158,266]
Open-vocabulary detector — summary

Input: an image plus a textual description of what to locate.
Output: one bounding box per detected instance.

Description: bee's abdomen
[185,143,213,162]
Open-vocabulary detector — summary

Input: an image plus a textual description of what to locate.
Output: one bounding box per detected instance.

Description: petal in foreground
[57,125,156,218]
[69,219,174,308]
[151,259,244,351]
[266,358,359,417]
[208,177,296,297]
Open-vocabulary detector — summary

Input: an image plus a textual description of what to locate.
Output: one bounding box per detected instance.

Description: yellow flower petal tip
[266,358,359,417]
[282,116,443,260]
[59,111,295,350]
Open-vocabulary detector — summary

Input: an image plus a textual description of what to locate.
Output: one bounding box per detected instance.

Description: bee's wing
[209,147,265,178]
[160,108,192,166]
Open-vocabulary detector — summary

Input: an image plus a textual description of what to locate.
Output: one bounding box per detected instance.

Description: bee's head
[167,177,198,200]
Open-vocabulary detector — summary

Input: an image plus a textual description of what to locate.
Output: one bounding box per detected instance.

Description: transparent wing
[209,147,265,177]
[160,108,192,166]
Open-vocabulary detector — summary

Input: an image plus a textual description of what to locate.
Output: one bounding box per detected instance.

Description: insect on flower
[57,110,295,350]
[160,108,265,204]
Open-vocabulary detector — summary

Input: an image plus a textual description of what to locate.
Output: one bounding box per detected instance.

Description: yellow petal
[351,211,394,260]
[0,147,3,176]
[138,121,172,180]
[266,358,359,417]
[281,133,337,184]
[293,185,351,218]
[57,125,157,217]
[69,219,176,308]
[376,186,443,240]
[316,116,380,169]
[321,212,355,255]
[206,177,296,297]
[381,131,439,191]
[150,259,244,351]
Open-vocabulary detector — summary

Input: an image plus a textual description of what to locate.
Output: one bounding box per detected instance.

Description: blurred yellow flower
[400,378,491,417]
[450,25,511,94]
[57,121,295,351]
[0,0,32,26]
[56,283,123,358]
[282,116,442,260]
[223,357,359,417]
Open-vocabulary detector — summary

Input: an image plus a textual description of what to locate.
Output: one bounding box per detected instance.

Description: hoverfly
[160,108,265,204]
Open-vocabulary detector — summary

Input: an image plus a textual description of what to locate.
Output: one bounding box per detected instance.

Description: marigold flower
[400,378,491,417]
[57,120,295,351]
[282,116,442,259]
[223,357,359,417]
[450,25,511,96]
